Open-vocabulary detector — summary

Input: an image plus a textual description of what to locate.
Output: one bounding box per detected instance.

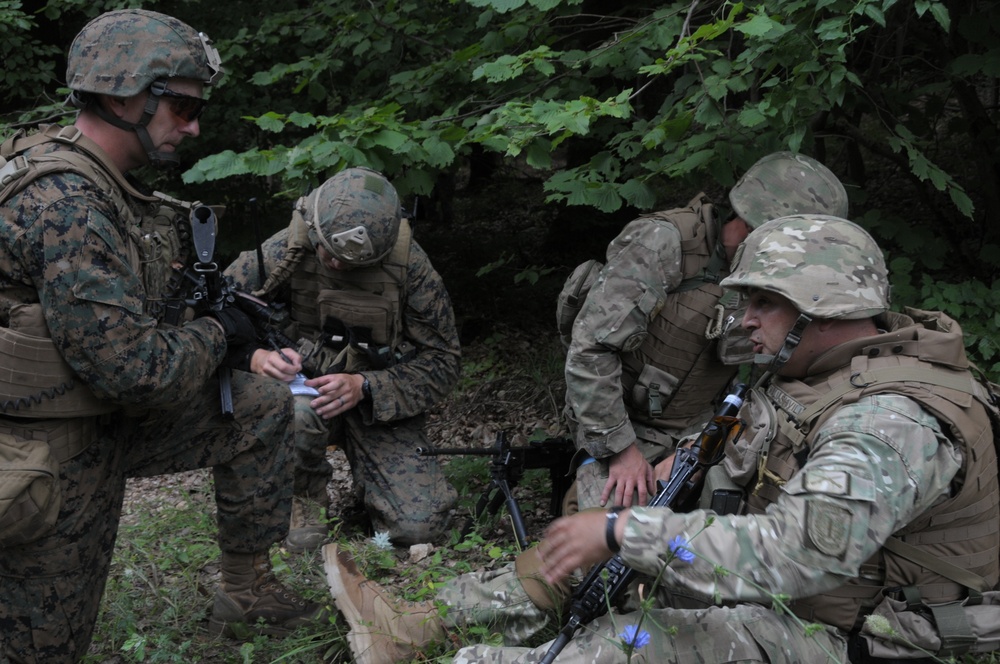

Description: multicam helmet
[67,9,222,98]
[729,152,849,228]
[720,214,889,319]
[304,168,402,267]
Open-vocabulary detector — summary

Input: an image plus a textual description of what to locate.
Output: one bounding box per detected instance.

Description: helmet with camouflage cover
[720,214,889,319]
[729,152,848,228]
[304,168,402,267]
[66,9,223,167]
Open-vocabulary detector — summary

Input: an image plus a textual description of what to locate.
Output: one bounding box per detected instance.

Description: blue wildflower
[619,624,651,649]
[668,535,695,563]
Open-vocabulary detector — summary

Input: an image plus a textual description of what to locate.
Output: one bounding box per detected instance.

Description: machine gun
[417,432,575,548]
[538,383,748,664]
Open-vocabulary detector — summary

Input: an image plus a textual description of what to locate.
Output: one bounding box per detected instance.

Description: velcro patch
[805,499,852,559]
[802,469,851,496]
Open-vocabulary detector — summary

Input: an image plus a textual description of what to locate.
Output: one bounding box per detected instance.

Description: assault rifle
[187,205,234,418]
[538,383,748,664]
[417,432,575,548]
[185,205,300,416]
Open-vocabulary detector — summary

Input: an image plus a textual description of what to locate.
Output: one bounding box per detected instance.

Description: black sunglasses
[154,86,208,122]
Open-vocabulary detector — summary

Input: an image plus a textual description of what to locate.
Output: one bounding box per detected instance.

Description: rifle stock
[539,383,748,663]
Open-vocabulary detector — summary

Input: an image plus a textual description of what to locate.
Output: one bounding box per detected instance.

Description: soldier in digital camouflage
[0,10,326,662]
[224,166,461,549]
[325,215,999,664]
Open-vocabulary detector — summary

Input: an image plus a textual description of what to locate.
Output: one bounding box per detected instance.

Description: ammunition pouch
[0,417,95,547]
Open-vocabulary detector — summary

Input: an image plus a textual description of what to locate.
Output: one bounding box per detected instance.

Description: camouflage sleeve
[19,180,225,407]
[365,241,461,422]
[620,394,961,602]
[563,218,684,458]
[223,227,289,292]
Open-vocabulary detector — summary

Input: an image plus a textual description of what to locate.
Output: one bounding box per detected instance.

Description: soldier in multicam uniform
[325,215,1000,664]
[0,10,326,662]
[224,167,461,548]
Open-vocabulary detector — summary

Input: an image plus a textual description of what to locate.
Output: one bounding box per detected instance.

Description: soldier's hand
[602,443,656,508]
[539,509,618,585]
[305,373,364,419]
[251,347,302,382]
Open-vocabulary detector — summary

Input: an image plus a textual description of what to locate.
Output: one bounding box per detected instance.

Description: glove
[205,307,257,347]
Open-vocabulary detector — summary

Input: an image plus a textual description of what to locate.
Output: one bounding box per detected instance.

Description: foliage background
[3,0,1000,378]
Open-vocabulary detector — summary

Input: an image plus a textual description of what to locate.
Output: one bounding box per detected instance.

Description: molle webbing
[619,197,736,431]
[287,219,411,346]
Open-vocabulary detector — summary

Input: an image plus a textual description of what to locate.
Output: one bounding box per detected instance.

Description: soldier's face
[145,78,204,150]
[742,289,811,376]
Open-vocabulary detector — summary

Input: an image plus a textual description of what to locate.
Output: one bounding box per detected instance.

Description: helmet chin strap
[752,313,812,388]
[89,83,180,168]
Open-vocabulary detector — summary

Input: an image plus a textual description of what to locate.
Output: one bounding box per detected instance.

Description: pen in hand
[269,338,293,365]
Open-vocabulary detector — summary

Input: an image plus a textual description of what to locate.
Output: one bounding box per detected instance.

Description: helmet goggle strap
[87,79,179,167]
[752,312,812,388]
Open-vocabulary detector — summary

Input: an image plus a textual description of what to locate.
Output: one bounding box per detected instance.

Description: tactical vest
[0,125,195,418]
[620,195,742,439]
[259,209,412,355]
[733,309,1000,632]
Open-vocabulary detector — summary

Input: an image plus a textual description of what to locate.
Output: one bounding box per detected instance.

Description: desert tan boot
[285,495,330,552]
[322,543,445,664]
[209,550,328,637]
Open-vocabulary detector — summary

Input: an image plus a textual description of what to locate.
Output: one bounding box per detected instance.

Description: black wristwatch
[605,505,626,553]
[361,375,371,400]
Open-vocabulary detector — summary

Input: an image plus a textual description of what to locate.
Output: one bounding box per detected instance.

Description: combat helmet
[720,214,888,375]
[304,168,402,267]
[66,9,223,166]
[721,214,889,320]
[729,152,849,228]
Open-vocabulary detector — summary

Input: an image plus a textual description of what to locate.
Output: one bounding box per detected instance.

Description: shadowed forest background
[4,0,1000,377]
[4,1,1000,662]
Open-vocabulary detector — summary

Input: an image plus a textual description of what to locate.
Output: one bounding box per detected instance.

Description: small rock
[409,543,434,562]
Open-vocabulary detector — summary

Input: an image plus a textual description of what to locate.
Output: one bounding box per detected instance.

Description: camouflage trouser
[0,372,294,664]
[293,395,456,545]
[452,602,850,663]
[437,563,551,646]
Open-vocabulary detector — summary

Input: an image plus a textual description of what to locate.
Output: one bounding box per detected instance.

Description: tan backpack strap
[885,536,991,593]
[781,366,978,448]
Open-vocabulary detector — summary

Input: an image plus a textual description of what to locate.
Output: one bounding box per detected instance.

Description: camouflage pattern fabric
[563,217,685,461]
[0,373,294,661]
[720,214,889,320]
[437,563,552,646]
[293,396,455,544]
[452,602,848,663]
[0,134,295,661]
[441,365,964,662]
[727,152,849,228]
[305,167,401,267]
[226,222,461,544]
[622,394,958,604]
[68,8,222,97]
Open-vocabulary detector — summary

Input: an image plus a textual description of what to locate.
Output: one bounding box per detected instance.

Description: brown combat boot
[209,550,328,637]
[322,543,445,664]
[285,496,330,552]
